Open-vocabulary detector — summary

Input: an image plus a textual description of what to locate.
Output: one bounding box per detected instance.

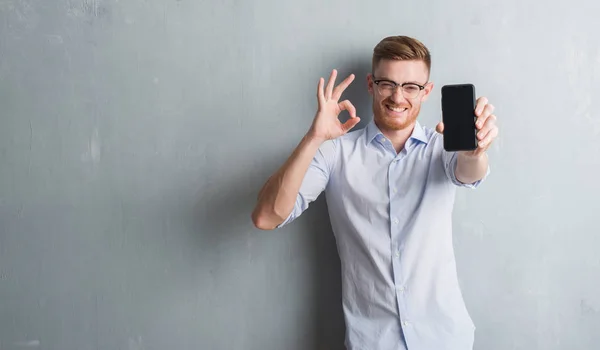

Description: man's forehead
[374,60,428,82]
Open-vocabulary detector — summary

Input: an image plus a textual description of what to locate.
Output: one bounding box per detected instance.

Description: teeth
[387,105,406,112]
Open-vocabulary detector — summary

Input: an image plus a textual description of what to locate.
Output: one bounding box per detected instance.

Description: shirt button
[403,321,410,327]
[398,286,405,292]
[393,218,399,224]
[393,188,397,193]
[395,251,400,258]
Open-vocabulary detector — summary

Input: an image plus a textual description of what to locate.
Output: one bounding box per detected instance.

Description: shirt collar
[365,119,429,146]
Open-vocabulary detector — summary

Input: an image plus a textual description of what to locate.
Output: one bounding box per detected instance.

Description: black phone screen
[441,84,477,151]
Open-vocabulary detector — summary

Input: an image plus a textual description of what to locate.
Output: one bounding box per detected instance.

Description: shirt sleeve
[276,139,337,228]
[442,150,490,189]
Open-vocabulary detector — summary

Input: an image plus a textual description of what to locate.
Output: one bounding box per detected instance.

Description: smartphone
[441,84,478,152]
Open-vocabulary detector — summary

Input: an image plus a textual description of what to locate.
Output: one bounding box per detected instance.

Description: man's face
[367,59,433,131]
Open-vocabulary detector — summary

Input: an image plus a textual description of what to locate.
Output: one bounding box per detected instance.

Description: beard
[372,97,420,131]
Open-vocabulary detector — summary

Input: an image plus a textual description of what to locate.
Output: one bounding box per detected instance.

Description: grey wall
[1,0,599,349]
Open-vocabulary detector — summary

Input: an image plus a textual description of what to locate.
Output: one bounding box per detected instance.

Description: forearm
[455,152,489,184]
[251,133,324,230]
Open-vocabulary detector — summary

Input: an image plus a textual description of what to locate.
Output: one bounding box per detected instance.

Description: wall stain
[581,299,599,315]
[66,0,111,23]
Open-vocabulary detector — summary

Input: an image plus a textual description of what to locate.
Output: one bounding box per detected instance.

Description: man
[251,35,498,350]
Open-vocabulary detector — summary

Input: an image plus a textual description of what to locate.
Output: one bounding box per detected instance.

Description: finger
[325,69,337,100]
[477,125,498,148]
[435,122,444,133]
[341,116,361,133]
[475,97,489,116]
[332,74,355,101]
[476,114,496,140]
[317,77,325,105]
[476,104,495,128]
[338,100,357,119]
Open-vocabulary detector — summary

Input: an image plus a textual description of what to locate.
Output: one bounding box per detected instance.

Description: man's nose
[389,87,406,104]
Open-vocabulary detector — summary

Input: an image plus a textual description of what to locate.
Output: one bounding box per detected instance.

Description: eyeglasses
[373,78,427,99]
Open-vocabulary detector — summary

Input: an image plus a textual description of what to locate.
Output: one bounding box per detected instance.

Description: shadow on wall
[305,195,346,350]
[333,55,374,131]
[189,155,274,260]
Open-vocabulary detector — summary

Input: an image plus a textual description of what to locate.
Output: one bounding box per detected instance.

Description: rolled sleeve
[443,151,490,189]
[276,139,337,228]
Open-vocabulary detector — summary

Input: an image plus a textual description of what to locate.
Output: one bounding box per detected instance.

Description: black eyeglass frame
[372,77,428,98]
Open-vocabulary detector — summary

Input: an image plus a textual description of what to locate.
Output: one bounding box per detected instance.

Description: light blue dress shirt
[277,119,489,350]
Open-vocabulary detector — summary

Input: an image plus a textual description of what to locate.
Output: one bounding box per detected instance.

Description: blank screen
[441,84,477,151]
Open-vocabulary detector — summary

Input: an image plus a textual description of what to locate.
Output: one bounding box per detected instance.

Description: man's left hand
[436,96,499,157]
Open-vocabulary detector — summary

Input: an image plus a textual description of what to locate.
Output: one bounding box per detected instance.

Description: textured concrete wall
[1,0,599,349]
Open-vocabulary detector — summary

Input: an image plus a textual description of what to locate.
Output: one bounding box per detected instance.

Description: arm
[251,69,360,230]
[437,96,498,185]
[455,152,489,184]
[251,134,324,230]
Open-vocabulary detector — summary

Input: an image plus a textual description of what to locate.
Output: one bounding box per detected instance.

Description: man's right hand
[307,69,360,142]
[251,69,359,230]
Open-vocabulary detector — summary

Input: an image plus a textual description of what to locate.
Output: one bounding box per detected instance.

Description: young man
[251,36,498,350]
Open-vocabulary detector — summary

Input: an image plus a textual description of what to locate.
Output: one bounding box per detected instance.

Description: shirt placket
[388,146,414,348]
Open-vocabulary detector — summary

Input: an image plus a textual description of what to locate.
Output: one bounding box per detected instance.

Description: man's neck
[377,121,416,154]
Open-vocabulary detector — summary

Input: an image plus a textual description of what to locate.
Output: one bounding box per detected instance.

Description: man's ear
[367,73,374,96]
[421,81,434,102]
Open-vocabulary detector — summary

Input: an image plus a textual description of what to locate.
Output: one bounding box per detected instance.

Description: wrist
[459,151,487,161]
[304,129,327,146]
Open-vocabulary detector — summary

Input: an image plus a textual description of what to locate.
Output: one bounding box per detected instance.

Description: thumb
[435,122,444,134]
